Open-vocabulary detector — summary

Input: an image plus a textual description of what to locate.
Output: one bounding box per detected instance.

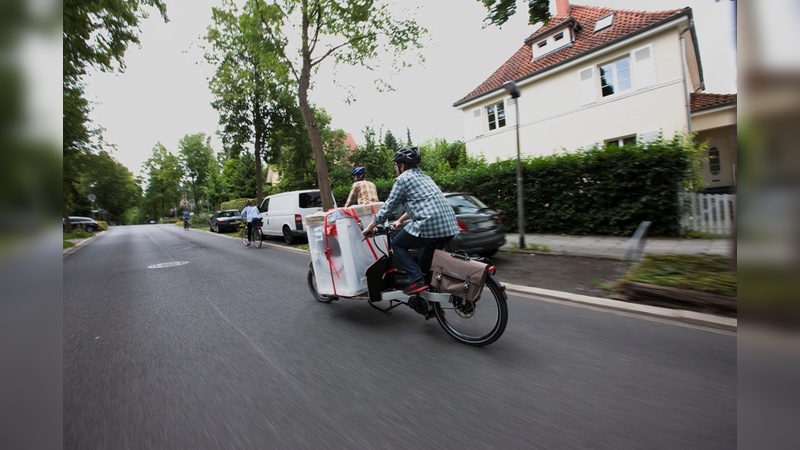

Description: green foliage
[477,0,551,27]
[621,254,736,297]
[178,133,215,211]
[221,198,256,211]
[74,151,141,223]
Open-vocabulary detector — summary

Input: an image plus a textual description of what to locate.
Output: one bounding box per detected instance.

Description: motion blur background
[0,0,797,448]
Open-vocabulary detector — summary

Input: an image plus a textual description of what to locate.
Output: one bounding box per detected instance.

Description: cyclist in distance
[344,166,379,207]
[362,147,459,295]
[240,201,260,244]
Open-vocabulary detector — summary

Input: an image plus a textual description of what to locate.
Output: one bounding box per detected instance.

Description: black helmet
[392,146,421,165]
[352,167,366,177]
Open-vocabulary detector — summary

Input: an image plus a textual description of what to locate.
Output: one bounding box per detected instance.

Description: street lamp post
[503,80,525,250]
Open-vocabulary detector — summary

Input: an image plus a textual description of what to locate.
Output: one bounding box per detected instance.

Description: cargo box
[307,203,388,297]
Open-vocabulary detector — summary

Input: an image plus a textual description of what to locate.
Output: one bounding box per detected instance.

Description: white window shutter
[633,45,656,89]
[505,98,517,126]
[641,130,660,146]
[578,67,596,105]
[466,107,483,138]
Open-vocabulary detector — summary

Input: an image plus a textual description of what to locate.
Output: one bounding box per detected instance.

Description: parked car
[209,209,242,233]
[442,193,505,257]
[387,193,506,258]
[64,216,100,232]
[259,189,334,244]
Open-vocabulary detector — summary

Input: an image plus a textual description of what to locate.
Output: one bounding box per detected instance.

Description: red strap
[343,207,378,260]
[323,214,338,295]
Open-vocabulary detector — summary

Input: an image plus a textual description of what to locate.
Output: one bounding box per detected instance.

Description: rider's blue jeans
[391,230,451,285]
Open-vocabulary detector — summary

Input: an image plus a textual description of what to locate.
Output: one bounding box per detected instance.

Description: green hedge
[222,135,700,237]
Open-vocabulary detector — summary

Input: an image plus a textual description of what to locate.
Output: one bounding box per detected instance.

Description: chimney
[556,0,570,17]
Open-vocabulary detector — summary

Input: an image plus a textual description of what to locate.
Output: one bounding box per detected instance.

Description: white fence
[681,193,736,236]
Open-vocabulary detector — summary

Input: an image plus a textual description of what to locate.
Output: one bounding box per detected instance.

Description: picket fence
[681,193,736,236]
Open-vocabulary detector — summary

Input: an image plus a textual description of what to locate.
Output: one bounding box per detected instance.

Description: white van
[258,189,332,244]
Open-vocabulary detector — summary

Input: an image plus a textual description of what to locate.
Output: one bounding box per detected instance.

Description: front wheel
[253,228,263,248]
[433,275,508,347]
[308,264,334,303]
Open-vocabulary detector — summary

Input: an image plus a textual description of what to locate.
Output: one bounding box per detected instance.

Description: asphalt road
[64,225,736,449]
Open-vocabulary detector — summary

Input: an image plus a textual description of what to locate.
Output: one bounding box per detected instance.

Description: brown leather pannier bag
[429,250,489,303]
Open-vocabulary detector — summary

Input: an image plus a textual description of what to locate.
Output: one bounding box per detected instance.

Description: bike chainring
[407,296,430,316]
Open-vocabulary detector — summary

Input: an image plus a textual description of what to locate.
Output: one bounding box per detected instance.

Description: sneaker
[403,281,429,295]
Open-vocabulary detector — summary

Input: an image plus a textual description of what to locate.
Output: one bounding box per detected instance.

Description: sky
[83,0,737,177]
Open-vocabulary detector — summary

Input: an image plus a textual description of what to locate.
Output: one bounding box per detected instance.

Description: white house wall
[462,22,696,161]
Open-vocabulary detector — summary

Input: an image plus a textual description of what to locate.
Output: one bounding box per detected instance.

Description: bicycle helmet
[352,167,366,178]
[392,146,421,165]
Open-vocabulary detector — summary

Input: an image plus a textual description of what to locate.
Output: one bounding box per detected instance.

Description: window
[599,56,632,97]
[605,136,636,148]
[553,32,564,41]
[595,14,614,32]
[486,101,506,131]
[708,147,721,175]
[537,40,547,48]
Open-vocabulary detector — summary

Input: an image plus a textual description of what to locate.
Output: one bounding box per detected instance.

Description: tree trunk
[299,6,333,211]
[253,86,263,205]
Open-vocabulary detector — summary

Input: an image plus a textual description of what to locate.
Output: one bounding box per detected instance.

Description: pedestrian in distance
[344,166,379,207]
[362,147,459,295]
[240,201,260,243]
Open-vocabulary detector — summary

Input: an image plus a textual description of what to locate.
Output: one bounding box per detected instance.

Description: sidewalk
[502,233,734,259]
[499,233,737,331]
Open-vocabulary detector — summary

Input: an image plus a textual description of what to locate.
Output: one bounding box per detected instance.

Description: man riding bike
[362,147,459,295]
[344,166,379,207]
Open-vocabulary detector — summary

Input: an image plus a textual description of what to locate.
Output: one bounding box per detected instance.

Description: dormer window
[594,14,614,32]
[531,27,573,60]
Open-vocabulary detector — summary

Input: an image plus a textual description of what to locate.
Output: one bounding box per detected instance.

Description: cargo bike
[305,205,508,347]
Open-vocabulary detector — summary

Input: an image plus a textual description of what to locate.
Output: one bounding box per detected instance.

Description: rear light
[488,266,496,275]
[295,214,302,225]
[494,214,502,224]
[456,219,468,232]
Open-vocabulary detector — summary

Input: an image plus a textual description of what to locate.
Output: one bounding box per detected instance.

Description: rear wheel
[283,226,295,244]
[253,228,262,248]
[433,276,508,347]
[308,264,334,303]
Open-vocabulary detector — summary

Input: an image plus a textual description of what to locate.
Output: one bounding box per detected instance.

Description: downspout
[680,23,693,133]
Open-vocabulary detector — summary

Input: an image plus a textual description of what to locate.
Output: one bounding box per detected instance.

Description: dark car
[441,193,506,257]
[387,193,506,257]
[209,210,242,233]
[64,216,100,232]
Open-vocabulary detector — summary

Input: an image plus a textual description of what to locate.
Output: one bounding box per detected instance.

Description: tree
[476,0,551,27]
[254,0,427,210]
[141,143,182,221]
[222,152,258,199]
[178,133,215,212]
[77,151,141,223]
[63,0,168,226]
[205,0,301,206]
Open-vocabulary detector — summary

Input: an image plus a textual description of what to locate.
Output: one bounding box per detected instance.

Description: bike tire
[433,275,508,347]
[307,264,334,303]
[241,227,250,246]
[253,228,263,248]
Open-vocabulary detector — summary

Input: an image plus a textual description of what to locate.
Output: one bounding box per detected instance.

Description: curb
[503,282,737,332]
[63,232,102,256]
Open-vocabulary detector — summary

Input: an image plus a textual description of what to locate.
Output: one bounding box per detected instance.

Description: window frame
[604,135,637,148]
[486,101,507,131]
[598,55,633,98]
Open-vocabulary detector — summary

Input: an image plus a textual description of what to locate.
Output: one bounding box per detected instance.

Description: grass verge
[620,254,736,297]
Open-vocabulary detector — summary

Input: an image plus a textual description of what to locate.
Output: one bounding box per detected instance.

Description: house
[453,0,737,193]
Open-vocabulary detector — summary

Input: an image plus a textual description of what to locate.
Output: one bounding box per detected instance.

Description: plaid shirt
[345,180,379,206]
[373,168,459,238]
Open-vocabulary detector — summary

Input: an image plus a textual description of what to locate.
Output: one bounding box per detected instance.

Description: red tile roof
[454,4,691,106]
[690,93,736,112]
